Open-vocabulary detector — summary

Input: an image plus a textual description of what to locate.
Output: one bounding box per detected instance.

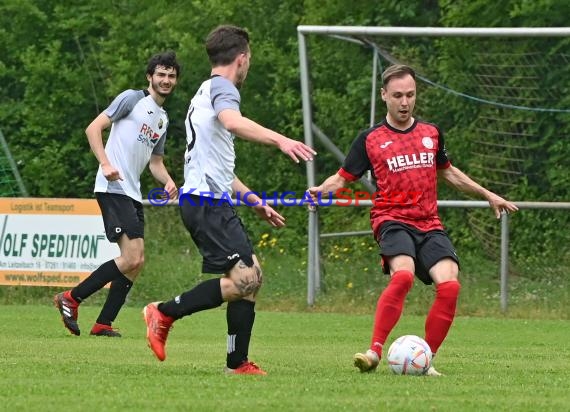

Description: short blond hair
[382,64,416,87]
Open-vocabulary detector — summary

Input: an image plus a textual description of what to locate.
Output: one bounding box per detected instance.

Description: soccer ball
[387,335,432,375]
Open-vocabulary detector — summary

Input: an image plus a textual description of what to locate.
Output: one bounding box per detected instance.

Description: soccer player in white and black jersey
[308,64,518,375]
[54,52,179,337]
[143,25,316,375]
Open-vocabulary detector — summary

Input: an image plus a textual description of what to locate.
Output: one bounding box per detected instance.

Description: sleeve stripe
[338,168,359,182]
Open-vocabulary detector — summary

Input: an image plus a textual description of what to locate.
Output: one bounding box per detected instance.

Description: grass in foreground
[1,305,569,412]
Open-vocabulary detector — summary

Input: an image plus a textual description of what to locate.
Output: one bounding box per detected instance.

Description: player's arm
[308,129,368,203]
[231,176,285,228]
[218,109,316,163]
[438,166,519,218]
[85,113,122,181]
[308,173,349,202]
[149,154,178,200]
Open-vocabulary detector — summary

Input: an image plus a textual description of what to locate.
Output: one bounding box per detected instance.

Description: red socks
[370,270,414,357]
[424,280,461,355]
[368,273,461,358]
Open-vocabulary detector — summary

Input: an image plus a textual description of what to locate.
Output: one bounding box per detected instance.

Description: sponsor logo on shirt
[138,123,161,148]
[386,152,434,172]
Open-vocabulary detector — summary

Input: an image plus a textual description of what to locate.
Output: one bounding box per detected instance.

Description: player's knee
[243,264,263,296]
[250,266,263,294]
[449,265,459,278]
[230,263,263,298]
[430,258,459,284]
[255,265,263,286]
[122,254,144,274]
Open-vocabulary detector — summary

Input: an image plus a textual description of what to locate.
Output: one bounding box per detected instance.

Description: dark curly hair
[146,51,180,77]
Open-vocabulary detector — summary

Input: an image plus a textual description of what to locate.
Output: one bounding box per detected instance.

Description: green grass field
[1,304,569,412]
[2,207,569,411]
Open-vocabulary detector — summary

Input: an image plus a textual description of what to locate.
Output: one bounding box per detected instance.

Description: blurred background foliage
[0,0,568,281]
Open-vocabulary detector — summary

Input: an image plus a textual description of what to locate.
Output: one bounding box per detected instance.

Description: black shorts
[179,195,254,274]
[95,192,144,242]
[377,221,459,285]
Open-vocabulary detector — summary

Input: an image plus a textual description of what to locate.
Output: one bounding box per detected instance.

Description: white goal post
[297,26,570,308]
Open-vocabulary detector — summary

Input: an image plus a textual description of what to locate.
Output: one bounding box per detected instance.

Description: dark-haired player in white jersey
[143,25,316,375]
[54,51,179,337]
[309,64,518,375]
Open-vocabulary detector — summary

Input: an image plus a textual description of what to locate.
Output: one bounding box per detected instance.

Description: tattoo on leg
[253,266,263,297]
[234,264,263,297]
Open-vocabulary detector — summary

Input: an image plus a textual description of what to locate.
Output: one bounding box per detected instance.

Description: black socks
[226,299,256,369]
[71,259,123,302]
[158,278,223,320]
[96,275,133,326]
[155,278,256,369]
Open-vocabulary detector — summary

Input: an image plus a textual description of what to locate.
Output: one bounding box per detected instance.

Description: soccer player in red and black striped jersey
[308,64,518,376]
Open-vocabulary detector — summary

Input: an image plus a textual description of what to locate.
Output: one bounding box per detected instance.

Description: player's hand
[164,179,178,200]
[487,193,519,219]
[307,186,323,203]
[278,137,316,163]
[253,204,286,228]
[101,163,123,181]
[306,186,323,211]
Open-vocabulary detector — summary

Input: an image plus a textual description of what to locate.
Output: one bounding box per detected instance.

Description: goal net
[298,27,570,312]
